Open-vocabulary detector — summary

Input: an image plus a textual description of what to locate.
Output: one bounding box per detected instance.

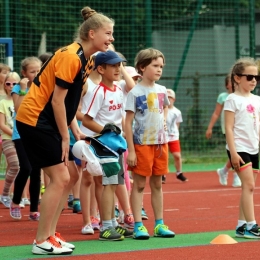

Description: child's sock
[247,221,256,230]
[155,219,164,227]
[134,221,143,230]
[100,220,113,231]
[112,217,118,228]
[176,172,181,176]
[237,220,246,228]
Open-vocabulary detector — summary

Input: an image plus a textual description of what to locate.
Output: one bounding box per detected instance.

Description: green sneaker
[133,225,150,240]
[99,227,124,241]
[154,224,175,238]
[115,225,133,238]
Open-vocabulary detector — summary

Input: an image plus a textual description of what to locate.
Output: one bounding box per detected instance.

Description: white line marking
[144,187,260,195]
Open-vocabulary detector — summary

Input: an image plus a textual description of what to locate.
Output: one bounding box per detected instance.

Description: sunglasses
[236,74,260,82]
[5,82,17,86]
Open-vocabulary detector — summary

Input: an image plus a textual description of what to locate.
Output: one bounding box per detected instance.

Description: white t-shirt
[80,82,124,136]
[81,78,98,115]
[125,83,169,145]
[224,93,260,154]
[166,106,182,142]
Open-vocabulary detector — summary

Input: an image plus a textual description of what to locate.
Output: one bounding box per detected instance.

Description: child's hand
[231,153,245,172]
[127,151,137,167]
[20,78,29,91]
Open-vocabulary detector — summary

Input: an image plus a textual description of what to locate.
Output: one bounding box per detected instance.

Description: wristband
[19,90,27,96]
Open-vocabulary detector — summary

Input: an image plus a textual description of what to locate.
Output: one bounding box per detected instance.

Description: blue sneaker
[141,208,148,220]
[133,225,150,240]
[73,200,81,214]
[154,224,175,238]
[235,223,246,238]
[244,224,260,239]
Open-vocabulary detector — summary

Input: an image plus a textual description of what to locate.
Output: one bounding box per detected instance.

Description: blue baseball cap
[94,51,126,69]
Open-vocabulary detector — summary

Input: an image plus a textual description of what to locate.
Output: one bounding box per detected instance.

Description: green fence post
[234,0,240,59]
[249,0,255,58]
[173,0,203,92]
[145,0,152,47]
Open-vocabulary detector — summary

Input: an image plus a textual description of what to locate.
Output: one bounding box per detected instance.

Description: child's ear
[96,65,104,75]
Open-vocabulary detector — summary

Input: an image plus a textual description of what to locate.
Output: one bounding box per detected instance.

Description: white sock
[247,221,256,230]
[112,217,118,228]
[237,220,246,228]
[100,220,112,231]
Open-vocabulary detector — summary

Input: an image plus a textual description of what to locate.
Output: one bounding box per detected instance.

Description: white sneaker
[22,198,31,205]
[232,173,241,187]
[55,232,75,250]
[19,200,25,208]
[217,168,228,186]
[32,236,72,255]
[0,195,11,208]
[81,224,94,235]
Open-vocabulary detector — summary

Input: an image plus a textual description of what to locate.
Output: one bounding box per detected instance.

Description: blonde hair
[230,57,258,92]
[75,6,114,42]
[134,48,165,75]
[4,72,20,94]
[0,63,11,73]
[20,56,42,73]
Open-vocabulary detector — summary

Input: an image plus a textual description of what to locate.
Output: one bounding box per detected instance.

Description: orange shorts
[168,140,181,153]
[128,143,168,176]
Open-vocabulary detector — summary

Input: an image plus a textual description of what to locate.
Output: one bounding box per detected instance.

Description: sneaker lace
[55,232,66,242]
[155,224,169,232]
[47,236,62,248]
[138,226,148,232]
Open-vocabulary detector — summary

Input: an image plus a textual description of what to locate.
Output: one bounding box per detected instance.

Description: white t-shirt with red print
[224,93,260,154]
[80,82,124,136]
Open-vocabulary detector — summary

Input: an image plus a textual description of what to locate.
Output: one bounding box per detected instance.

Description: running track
[0,171,260,259]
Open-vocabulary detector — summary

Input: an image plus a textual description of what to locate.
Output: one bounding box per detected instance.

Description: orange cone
[210,234,238,244]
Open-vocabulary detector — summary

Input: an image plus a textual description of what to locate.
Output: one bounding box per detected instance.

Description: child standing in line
[0,72,20,207]
[118,66,149,220]
[163,89,187,184]
[125,48,175,239]
[0,63,11,174]
[224,57,260,238]
[81,50,133,241]
[10,57,42,221]
[206,75,241,187]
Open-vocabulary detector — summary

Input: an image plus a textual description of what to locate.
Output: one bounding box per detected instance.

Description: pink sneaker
[29,212,40,221]
[124,214,134,229]
[10,206,22,220]
[91,216,100,230]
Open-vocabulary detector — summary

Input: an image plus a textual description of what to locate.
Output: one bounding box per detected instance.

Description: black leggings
[12,139,41,212]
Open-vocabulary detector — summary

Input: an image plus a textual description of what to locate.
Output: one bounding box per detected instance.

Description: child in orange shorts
[125,48,175,240]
